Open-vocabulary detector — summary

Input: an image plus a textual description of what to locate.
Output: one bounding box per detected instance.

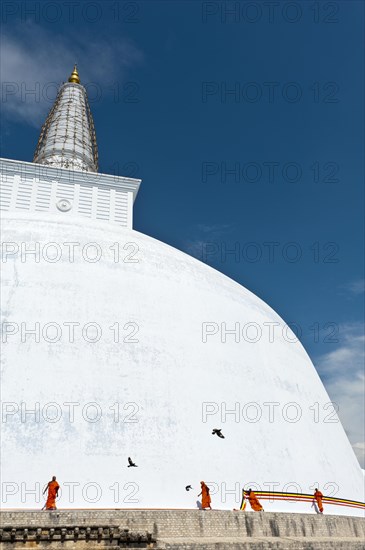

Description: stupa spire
[68,64,80,84]
[33,65,98,172]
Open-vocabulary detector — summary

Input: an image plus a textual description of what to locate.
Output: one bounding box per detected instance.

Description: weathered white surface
[1,211,364,515]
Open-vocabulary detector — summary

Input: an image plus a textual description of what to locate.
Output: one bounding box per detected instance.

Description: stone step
[7,548,123,550]
[157,537,365,550]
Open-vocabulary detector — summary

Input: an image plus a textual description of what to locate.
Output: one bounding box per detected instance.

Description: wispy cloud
[183,223,234,261]
[315,323,365,467]
[340,279,365,296]
[337,279,365,302]
[0,23,143,126]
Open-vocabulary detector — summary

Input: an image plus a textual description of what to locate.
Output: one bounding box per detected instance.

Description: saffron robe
[314,490,324,513]
[45,480,59,510]
[201,483,211,509]
[248,491,263,511]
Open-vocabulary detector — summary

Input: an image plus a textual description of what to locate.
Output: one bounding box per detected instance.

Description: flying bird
[185,485,193,491]
[212,428,225,439]
[128,457,138,467]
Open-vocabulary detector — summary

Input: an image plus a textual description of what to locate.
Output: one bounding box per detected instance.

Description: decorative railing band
[255,491,365,509]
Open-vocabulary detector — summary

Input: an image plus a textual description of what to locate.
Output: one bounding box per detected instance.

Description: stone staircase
[0,510,364,549]
[158,538,365,549]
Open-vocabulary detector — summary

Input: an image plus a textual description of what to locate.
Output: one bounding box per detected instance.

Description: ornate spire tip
[68,64,80,84]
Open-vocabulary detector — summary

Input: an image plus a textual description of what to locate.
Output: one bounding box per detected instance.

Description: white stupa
[1,67,364,515]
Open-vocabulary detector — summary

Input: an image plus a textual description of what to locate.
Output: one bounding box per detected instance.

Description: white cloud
[340,279,365,297]
[347,279,365,295]
[183,223,234,260]
[0,23,143,126]
[315,323,365,468]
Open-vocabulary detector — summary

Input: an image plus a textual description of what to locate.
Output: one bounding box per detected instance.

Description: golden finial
[68,64,80,84]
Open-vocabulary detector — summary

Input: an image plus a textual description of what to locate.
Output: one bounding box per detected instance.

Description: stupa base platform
[0,510,364,549]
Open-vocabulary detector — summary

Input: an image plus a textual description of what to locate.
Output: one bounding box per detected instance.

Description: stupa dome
[1,211,363,514]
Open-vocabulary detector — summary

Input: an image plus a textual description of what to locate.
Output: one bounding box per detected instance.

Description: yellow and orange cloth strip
[255,492,365,510]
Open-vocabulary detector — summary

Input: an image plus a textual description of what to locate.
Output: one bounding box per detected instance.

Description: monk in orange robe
[246,489,264,511]
[198,481,212,510]
[314,488,324,513]
[43,476,60,510]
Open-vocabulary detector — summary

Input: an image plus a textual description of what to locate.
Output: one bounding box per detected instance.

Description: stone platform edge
[1,510,364,540]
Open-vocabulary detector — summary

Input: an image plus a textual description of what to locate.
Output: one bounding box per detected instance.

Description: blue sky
[1,0,364,466]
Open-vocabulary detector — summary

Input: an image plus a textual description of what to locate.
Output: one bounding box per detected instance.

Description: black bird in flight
[185,485,193,491]
[128,457,138,467]
[212,428,225,439]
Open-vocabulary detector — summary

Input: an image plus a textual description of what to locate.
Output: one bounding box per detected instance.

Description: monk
[313,488,324,513]
[43,476,60,510]
[246,489,264,511]
[198,481,212,510]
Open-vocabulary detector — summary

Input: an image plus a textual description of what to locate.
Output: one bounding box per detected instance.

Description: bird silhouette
[128,457,138,467]
[212,428,225,439]
[185,485,193,491]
